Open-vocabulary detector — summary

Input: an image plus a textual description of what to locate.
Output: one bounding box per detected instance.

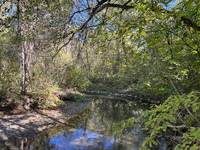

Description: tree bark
[21,28,28,95]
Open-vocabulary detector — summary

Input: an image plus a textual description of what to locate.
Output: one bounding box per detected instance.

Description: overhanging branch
[54,0,200,59]
[181,16,200,31]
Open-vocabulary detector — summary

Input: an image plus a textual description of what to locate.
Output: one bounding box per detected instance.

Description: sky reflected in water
[1,95,153,150]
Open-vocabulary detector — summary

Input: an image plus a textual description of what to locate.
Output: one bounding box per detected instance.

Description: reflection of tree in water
[11,133,55,150]
[2,96,151,150]
[63,97,149,149]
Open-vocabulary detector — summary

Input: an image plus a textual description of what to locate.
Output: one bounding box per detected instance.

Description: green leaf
[166,122,172,126]
[163,113,168,118]
[170,117,176,123]
[151,122,155,128]
[157,117,162,123]
[152,140,158,146]
[128,132,133,137]
[115,102,119,107]
[143,111,148,117]
[141,31,146,36]
[193,106,199,112]
[173,105,179,111]
[189,144,198,150]
[130,50,134,55]
[169,108,173,114]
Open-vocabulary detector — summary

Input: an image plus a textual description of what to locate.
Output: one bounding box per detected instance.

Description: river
[1,94,166,150]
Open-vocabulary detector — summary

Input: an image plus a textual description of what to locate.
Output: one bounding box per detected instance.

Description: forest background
[0,0,200,149]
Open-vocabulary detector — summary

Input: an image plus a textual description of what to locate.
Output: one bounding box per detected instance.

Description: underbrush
[0,87,86,115]
[88,78,168,102]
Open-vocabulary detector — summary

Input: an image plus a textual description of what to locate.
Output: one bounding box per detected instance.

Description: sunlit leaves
[175,127,200,150]
[139,91,200,149]
[112,117,135,139]
[141,31,146,36]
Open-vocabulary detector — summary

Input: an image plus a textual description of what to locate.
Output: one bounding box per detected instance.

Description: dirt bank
[0,100,91,145]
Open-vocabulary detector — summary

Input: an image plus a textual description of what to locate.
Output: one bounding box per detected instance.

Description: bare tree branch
[167,125,187,129]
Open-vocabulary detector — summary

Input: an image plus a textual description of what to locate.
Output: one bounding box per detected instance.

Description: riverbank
[82,90,161,104]
[0,99,91,146]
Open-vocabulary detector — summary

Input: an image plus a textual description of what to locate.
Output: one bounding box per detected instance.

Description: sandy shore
[0,100,91,145]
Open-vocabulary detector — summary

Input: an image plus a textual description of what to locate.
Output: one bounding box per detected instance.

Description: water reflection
[1,95,151,150]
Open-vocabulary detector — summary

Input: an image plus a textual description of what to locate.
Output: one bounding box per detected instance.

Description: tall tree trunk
[21,25,31,109]
[21,44,26,94]
[21,27,28,95]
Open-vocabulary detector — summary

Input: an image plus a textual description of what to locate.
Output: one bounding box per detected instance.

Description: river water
[1,94,166,150]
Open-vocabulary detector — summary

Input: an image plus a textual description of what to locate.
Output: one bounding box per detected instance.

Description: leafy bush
[62,67,90,90]
[140,91,200,150]
[41,92,64,109]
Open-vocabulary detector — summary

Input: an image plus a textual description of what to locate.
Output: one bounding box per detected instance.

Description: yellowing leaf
[141,31,146,36]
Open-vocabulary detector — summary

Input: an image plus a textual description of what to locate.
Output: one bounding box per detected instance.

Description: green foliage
[139,91,200,150]
[185,116,198,127]
[112,117,135,139]
[0,29,20,101]
[61,67,90,90]
[74,94,85,103]
[175,127,200,150]
[41,92,64,109]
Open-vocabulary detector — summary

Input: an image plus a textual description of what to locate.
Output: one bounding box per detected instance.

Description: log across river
[82,90,161,104]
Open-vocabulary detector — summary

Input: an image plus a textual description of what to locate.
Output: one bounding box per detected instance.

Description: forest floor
[0,99,91,146]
